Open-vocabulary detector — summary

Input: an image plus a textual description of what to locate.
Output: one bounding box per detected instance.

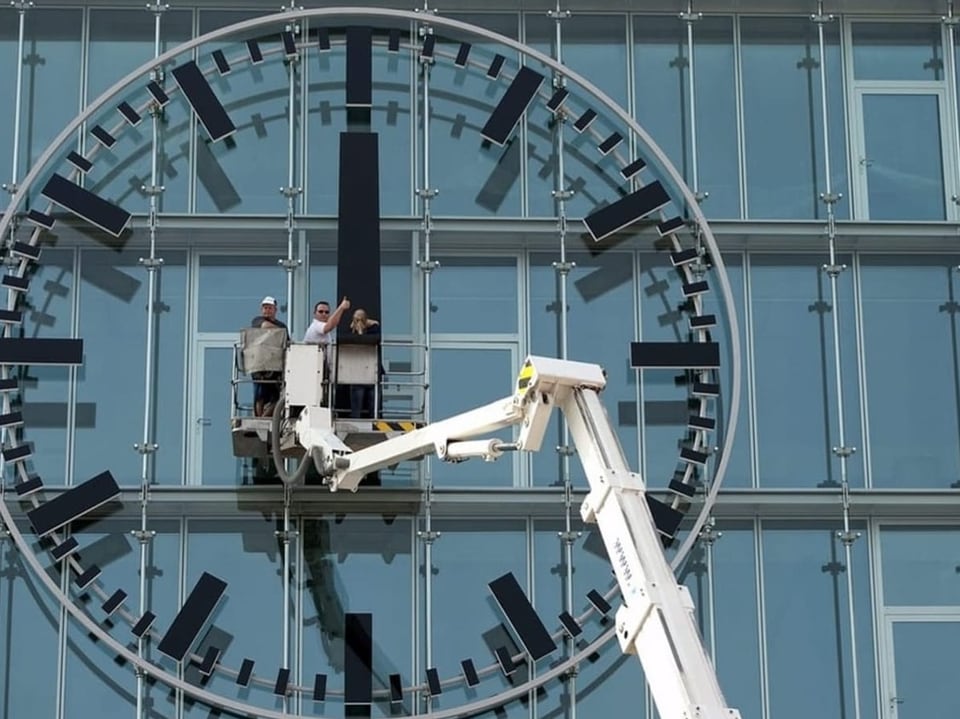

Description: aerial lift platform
[230,326,741,719]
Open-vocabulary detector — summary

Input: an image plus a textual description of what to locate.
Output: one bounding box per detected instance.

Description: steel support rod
[944,1,960,210]
[681,0,703,201]
[813,6,861,719]
[7,1,29,194]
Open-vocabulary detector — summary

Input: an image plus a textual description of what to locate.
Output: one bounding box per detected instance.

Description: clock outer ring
[0,7,743,718]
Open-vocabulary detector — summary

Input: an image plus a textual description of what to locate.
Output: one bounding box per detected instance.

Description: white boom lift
[235,336,740,719]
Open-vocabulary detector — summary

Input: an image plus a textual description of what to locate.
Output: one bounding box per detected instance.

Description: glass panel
[306,26,412,217]
[750,254,863,488]
[890,621,960,718]
[880,527,960,606]
[860,256,960,488]
[183,519,288,715]
[429,519,527,716]
[741,17,849,220]
[74,245,187,487]
[86,9,194,214]
[528,251,638,487]
[18,248,75,485]
[431,255,518,335]
[533,520,647,719]
[430,14,522,216]
[430,347,515,487]
[197,345,244,486]
[0,6,18,190]
[525,14,630,219]
[640,253,751,488]
[853,22,944,81]
[197,253,290,333]
[861,93,945,221]
[196,11,297,214]
[633,15,740,219]
[0,531,61,719]
[761,523,877,719]
[300,516,412,717]
[18,9,83,205]
[62,519,180,719]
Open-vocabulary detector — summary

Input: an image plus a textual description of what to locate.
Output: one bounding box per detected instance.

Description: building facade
[0,1,957,718]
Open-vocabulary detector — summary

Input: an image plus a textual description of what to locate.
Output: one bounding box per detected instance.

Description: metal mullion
[743,251,761,488]
[851,253,873,489]
[867,519,886,719]
[754,518,770,719]
[733,14,748,218]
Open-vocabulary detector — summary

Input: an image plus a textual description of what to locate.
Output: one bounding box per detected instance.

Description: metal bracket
[130,529,156,543]
[822,263,847,277]
[552,188,575,201]
[138,257,164,270]
[943,14,960,26]
[555,444,576,456]
[820,191,842,205]
[698,517,722,545]
[552,261,576,276]
[558,529,581,544]
[275,529,299,543]
[832,445,857,458]
[547,9,571,19]
[836,529,861,546]
[552,74,567,91]
[145,1,169,14]
[141,184,165,198]
[134,442,159,454]
[679,10,702,22]
[810,13,835,23]
[11,1,34,11]
[417,529,441,543]
[280,186,302,198]
[1,183,18,195]
[417,188,439,199]
[694,190,709,204]
[278,258,302,270]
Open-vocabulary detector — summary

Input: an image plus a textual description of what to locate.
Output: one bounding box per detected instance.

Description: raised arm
[322,297,350,334]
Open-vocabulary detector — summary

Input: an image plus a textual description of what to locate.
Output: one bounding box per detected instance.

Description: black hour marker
[583,181,671,241]
[586,589,611,615]
[27,471,120,537]
[312,673,327,701]
[75,564,101,589]
[558,611,582,638]
[212,49,230,75]
[273,667,290,696]
[117,101,141,126]
[682,280,709,297]
[494,647,518,676]
[41,173,132,237]
[25,208,53,228]
[546,87,568,112]
[15,476,43,498]
[669,478,697,497]
[131,611,156,638]
[388,673,403,703]
[346,26,372,108]
[573,108,596,133]
[51,536,78,561]
[90,125,116,148]
[680,447,709,466]
[692,381,720,397]
[646,495,685,537]
[198,646,220,675]
[0,310,22,325]
[345,612,372,704]
[598,132,623,155]
[486,53,505,79]
[426,667,442,695]
[157,572,228,662]
[246,39,263,64]
[146,80,169,107]
[2,444,31,462]
[621,158,646,179]
[421,33,435,59]
[387,29,400,52]
[481,66,544,146]
[455,42,471,67]
[690,315,716,330]
[317,27,330,51]
[11,242,40,260]
[236,658,255,686]
[0,411,23,428]
[2,275,29,291]
[688,415,716,430]
[0,338,83,365]
[101,589,127,615]
[460,659,480,687]
[671,247,699,266]
[171,61,236,143]
[488,571,557,661]
[630,341,720,369]
[281,30,297,58]
[66,151,93,174]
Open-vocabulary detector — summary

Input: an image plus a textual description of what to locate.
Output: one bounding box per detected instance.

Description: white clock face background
[0,7,744,719]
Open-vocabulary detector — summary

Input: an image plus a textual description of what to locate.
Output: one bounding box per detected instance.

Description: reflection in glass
[633,15,740,219]
[852,22,944,81]
[429,519,527,716]
[431,255,518,334]
[750,255,862,488]
[528,252,638,487]
[74,246,187,487]
[880,526,960,606]
[761,523,877,719]
[860,257,960,488]
[861,93,945,221]
[431,14,522,217]
[62,520,179,719]
[197,253,290,332]
[184,519,288,714]
[889,621,960,719]
[300,516,412,718]
[741,17,848,220]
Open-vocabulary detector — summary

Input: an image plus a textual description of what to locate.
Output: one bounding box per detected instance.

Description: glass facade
[0,3,958,719]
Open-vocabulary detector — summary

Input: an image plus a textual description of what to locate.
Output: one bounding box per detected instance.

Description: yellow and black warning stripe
[373,420,422,433]
[515,360,535,398]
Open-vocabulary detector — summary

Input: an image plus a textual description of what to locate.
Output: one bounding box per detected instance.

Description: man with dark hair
[303,296,350,345]
[251,296,288,417]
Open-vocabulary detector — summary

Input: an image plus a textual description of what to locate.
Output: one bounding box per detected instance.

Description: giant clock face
[0,8,741,719]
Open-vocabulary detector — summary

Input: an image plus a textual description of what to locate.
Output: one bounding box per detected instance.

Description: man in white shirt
[303,297,350,345]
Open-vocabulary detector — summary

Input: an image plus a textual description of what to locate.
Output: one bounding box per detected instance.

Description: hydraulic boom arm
[308,355,740,719]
